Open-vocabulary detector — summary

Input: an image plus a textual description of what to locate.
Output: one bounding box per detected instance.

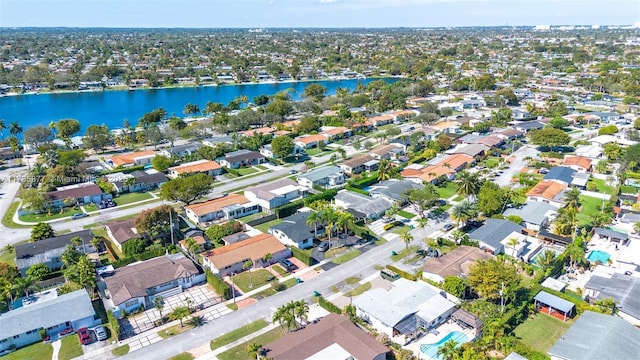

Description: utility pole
[500,282,505,313]
[169,207,175,246]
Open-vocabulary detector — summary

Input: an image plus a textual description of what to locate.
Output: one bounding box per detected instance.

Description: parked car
[94,325,107,341]
[71,213,88,219]
[318,242,329,252]
[279,259,296,271]
[289,169,298,174]
[77,327,91,345]
[442,223,454,231]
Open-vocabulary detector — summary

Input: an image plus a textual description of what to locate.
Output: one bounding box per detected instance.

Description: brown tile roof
[417,165,454,182]
[185,194,251,216]
[45,184,103,201]
[266,313,389,360]
[203,233,287,269]
[106,218,141,245]
[341,154,375,169]
[432,121,460,130]
[321,126,349,137]
[439,153,474,170]
[169,159,221,174]
[105,255,200,306]
[526,180,567,201]
[295,134,326,145]
[370,114,394,124]
[423,245,492,279]
[240,127,274,137]
[475,135,504,147]
[562,156,592,170]
[371,144,400,156]
[111,150,156,166]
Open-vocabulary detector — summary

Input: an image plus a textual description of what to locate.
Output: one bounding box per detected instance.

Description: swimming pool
[530,247,562,266]
[420,331,469,360]
[587,250,611,264]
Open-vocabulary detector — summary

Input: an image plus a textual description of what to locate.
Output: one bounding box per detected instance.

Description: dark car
[77,327,91,345]
[279,259,296,271]
[71,213,88,219]
[318,242,329,252]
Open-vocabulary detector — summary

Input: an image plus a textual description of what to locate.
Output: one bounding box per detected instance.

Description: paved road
[118,238,404,360]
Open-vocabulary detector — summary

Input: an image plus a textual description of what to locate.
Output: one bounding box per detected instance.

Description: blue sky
[2,0,639,28]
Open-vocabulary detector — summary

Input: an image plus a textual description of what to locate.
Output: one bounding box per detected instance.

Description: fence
[246,214,278,227]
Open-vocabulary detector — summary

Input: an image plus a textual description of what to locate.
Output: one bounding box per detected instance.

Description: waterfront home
[168,159,223,178]
[0,289,99,352]
[244,178,309,211]
[218,150,266,169]
[15,230,96,275]
[184,194,259,225]
[106,219,142,252]
[296,165,345,189]
[202,233,290,277]
[103,254,204,316]
[44,183,110,208]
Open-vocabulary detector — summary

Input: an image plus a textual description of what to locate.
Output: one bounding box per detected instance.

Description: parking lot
[118,284,223,339]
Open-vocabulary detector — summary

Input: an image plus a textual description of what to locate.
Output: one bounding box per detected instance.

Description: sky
[1,0,639,28]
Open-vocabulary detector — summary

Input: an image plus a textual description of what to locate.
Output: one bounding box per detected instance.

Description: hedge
[275,189,338,218]
[352,224,378,242]
[224,167,242,177]
[383,220,402,231]
[108,309,121,341]
[345,186,369,195]
[275,200,304,218]
[317,296,342,314]
[386,265,417,281]
[303,189,338,206]
[291,246,315,266]
[205,268,232,300]
[349,173,379,189]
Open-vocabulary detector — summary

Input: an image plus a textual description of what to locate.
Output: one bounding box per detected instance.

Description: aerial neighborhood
[1,25,640,360]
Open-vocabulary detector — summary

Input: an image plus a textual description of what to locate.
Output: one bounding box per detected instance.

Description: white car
[93,325,108,341]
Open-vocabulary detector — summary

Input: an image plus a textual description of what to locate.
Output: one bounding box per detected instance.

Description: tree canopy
[159,173,214,205]
[467,259,521,302]
[270,136,295,159]
[31,222,55,242]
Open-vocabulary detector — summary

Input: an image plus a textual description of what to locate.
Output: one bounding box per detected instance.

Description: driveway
[494,145,538,187]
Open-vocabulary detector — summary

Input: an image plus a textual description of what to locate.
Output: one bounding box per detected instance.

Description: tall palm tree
[400,230,413,251]
[336,210,355,236]
[417,217,428,236]
[454,171,482,199]
[536,249,557,271]
[9,121,22,137]
[507,237,519,258]
[563,188,581,210]
[322,207,338,248]
[306,211,321,239]
[450,200,477,227]
[293,300,309,327]
[153,295,165,323]
[169,306,190,327]
[377,159,393,181]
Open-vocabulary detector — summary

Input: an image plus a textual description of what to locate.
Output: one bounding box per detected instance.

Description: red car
[77,328,91,345]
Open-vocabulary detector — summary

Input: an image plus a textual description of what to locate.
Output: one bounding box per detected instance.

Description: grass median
[210,319,268,350]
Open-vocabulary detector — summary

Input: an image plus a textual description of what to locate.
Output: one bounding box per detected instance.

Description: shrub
[383,221,402,231]
[598,125,618,135]
[386,265,417,281]
[108,309,121,341]
[317,296,342,314]
[291,246,314,265]
[275,200,304,218]
[205,268,231,300]
[224,167,242,177]
[303,189,338,206]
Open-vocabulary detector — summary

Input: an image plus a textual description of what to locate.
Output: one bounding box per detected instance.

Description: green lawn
[254,165,268,170]
[112,192,153,206]
[436,182,458,199]
[483,157,502,169]
[3,342,53,360]
[577,195,606,226]
[84,203,99,212]
[346,282,372,296]
[397,210,415,219]
[254,218,283,233]
[332,249,361,265]
[217,327,285,360]
[271,265,288,276]
[587,178,614,195]
[2,201,32,228]
[59,335,83,360]
[111,344,130,356]
[233,269,274,293]
[168,353,194,360]
[252,278,298,298]
[390,225,411,235]
[514,313,573,352]
[210,319,268,350]
[19,207,81,222]
[620,185,638,194]
[158,325,189,338]
[237,167,259,176]
[391,245,419,261]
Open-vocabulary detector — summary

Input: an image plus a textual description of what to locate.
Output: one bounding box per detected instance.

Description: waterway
[0,78,397,131]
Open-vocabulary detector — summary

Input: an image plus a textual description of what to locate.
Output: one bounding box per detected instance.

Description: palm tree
[262,253,273,266]
[293,300,309,327]
[336,210,355,236]
[169,306,190,327]
[536,249,557,271]
[272,305,295,333]
[186,315,205,328]
[563,188,581,210]
[450,200,477,227]
[0,119,6,138]
[454,171,482,199]
[322,207,339,248]
[153,295,165,323]
[42,149,59,168]
[400,230,413,251]
[247,342,263,360]
[377,159,393,181]
[9,121,22,137]
[243,260,254,289]
[507,237,519,258]
[417,217,428,236]
[306,211,321,239]
[436,339,460,360]
[337,147,347,159]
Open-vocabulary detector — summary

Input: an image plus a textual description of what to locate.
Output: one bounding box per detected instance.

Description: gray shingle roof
[269,212,316,242]
[548,311,640,360]
[297,165,343,182]
[503,202,557,225]
[594,227,628,241]
[544,166,576,184]
[15,230,95,271]
[584,273,640,320]
[534,291,575,313]
[468,219,524,250]
[0,289,95,339]
[368,180,422,202]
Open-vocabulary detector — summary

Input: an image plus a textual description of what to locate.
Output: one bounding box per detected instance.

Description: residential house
[259,142,303,159]
[294,134,327,149]
[591,228,629,245]
[201,136,234,147]
[503,201,558,232]
[584,273,640,326]
[475,135,504,148]
[339,154,377,175]
[584,111,623,123]
[369,114,394,127]
[401,154,474,184]
[269,211,319,249]
[106,170,168,193]
[468,219,525,254]
[334,190,392,221]
[496,128,524,140]
[616,239,640,272]
[514,121,545,133]
[547,311,640,360]
[244,178,308,211]
[320,126,352,141]
[157,143,202,158]
[109,150,156,167]
[449,143,489,158]
[432,120,462,134]
[526,181,568,207]
[370,144,405,160]
[44,183,110,208]
[168,159,223,178]
[0,289,99,352]
[422,245,493,283]
[562,156,593,172]
[457,99,485,111]
[15,230,96,275]
[589,134,637,147]
[218,150,266,169]
[103,254,205,316]
[544,167,577,186]
[239,126,274,138]
[106,219,142,252]
[265,314,389,360]
[202,233,290,277]
[184,194,259,224]
[297,165,345,189]
[354,278,456,337]
[368,179,422,204]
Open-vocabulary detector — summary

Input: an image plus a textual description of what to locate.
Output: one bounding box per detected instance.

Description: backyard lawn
[587,178,614,195]
[435,182,458,199]
[620,184,638,194]
[254,218,283,233]
[514,313,573,352]
[112,192,153,206]
[483,156,502,169]
[59,335,83,360]
[233,269,274,293]
[210,319,268,350]
[3,342,53,360]
[577,195,606,226]
[217,327,285,360]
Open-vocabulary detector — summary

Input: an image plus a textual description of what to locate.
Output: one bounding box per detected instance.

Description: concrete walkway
[51,339,61,360]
